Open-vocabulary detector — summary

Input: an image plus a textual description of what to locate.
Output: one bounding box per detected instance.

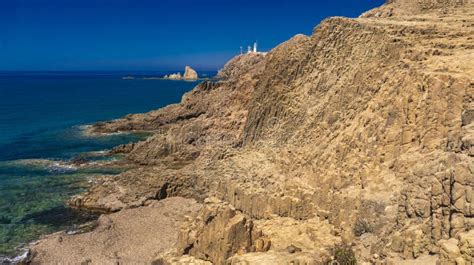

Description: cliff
[30,0,473,264]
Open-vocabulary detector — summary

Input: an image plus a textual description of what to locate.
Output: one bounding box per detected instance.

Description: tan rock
[183,66,198,80]
[458,230,474,263]
[33,1,474,264]
[226,251,323,265]
[440,238,461,264]
[29,198,201,264]
[166,72,182,80]
[163,66,198,81]
[177,200,265,265]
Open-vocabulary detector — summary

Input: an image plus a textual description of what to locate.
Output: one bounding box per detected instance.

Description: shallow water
[0,71,206,258]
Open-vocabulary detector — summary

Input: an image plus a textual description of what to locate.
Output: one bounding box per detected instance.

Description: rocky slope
[30,0,473,264]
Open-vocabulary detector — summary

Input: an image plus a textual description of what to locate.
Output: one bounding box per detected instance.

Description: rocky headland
[29,0,473,264]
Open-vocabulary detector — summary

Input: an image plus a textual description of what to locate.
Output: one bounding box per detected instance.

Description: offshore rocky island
[27,0,473,264]
[164,66,199,81]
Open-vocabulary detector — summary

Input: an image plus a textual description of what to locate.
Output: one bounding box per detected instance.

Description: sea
[0,71,209,261]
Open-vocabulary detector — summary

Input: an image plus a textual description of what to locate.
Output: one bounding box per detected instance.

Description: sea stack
[164,66,198,80]
[165,73,182,80]
[183,66,198,80]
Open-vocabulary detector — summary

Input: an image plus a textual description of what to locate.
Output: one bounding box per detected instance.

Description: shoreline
[24,198,203,264]
[0,249,29,264]
[0,126,148,262]
[79,124,155,138]
[13,1,474,264]
[0,73,199,262]
[0,156,132,263]
[122,76,210,82]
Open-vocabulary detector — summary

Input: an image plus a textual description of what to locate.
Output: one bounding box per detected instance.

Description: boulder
[177,198,267,265]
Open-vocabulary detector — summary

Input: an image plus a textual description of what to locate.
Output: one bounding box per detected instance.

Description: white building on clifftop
[244,41,266,55]
[240,42,267,55]
[247,42,257,54]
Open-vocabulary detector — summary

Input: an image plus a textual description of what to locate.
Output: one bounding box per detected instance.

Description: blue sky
[0,0,385,71]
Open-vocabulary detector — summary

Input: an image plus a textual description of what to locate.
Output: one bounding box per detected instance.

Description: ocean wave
[0,248,29,264]
[48,161,77,173]
[77,124,130,137]
[84,150,108,156]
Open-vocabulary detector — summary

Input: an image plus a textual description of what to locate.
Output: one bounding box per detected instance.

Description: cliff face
[32,1,473,264]
[241,2,473,262]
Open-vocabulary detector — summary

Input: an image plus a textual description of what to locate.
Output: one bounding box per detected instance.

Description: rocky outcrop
[217,53,266,80]
[29,198,201,264]
[163,66,199,81]
[439,230,474,264]
[361,0,472,17]
[183,66,198,80]
[31,0,473,264]
[177,198,268,265]
[164,72,182,80]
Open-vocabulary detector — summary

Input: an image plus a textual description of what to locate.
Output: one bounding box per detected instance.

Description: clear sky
[0,0,385,71]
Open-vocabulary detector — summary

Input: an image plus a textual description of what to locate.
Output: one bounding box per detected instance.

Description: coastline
[79,124,153,137]
[20,52,268,264]
[25,198,203,264]
[0,73,202,262]
[122,76,212,82]
[21,1,474,264]
[0,134,146,263]
[0,125,152,262]
[0,249,29,264]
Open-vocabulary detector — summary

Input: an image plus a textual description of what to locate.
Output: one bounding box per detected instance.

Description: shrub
[353,218,373,237]
[324,244,357,265]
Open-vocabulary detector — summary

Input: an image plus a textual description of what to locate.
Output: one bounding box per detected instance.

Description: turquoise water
[0,71,204,259]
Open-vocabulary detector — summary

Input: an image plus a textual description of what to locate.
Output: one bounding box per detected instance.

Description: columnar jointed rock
[31,0,474,264]
[177,198,269,265]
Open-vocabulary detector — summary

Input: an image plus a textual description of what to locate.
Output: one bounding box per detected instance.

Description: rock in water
[166,72,182,80]
[163,66,197,80]
[183,66,198,80]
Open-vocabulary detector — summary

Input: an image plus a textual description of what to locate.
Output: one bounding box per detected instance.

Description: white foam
[48,162,77,173]
[0,249,29,264]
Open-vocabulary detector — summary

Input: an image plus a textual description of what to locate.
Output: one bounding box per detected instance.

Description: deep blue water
[0,71,207,258]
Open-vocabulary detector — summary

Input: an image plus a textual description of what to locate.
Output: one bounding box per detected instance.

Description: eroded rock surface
[31,0,473,264]
[29,198,201,264]
[177,198,267,265]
